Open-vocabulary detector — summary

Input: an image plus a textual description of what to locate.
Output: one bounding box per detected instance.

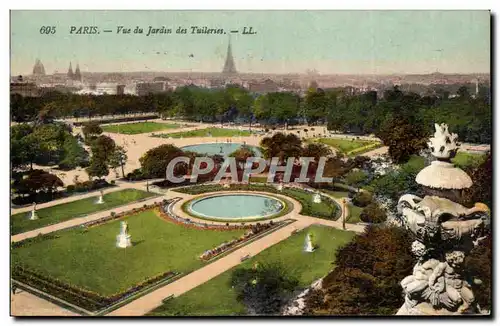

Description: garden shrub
[352,191,373,207]
[359,203,387,224]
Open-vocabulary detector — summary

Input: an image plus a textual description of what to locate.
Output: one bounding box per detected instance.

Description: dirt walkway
[11,290,78,317]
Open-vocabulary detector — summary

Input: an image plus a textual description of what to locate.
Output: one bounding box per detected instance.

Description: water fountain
[304,233,315,252]
[96,190,105,204]
[116,221,132,248]
[313,192,322,204]
[29,202,38,220]
[396,123,490,315]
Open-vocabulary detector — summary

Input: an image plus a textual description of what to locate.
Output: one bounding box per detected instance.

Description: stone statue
[304,233,315,252]
[29,202,38,220]
[396,123,490,315]
[116,221,132,248]
[96,190,105,204]
[120,221,129,235]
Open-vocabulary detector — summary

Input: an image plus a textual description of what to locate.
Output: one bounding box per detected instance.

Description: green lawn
[155,127,252,139]
[11,210,245,296]
[11,189,156,235]
[314,138,381,156]
[149,225,355,316]
[321,189,362,223]
[452,152,486,169]
[396,153,485,171]
[282,188,338,219]
[249,176,270,183]
[102,122,181,134]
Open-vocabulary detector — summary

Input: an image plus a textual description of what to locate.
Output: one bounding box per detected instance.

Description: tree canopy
[305,226,414,315]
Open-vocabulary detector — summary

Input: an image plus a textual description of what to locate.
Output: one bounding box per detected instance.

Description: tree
[462,152,492,208]
[59,136,89,169]
[85,135,116,180]
[301,143,332,162]
[457,86,470,99]
[229,145,256,169]
[305,226,414,315]
[36,102,57,125]
[321,153,351,182]
[304,88,330,124]
[260,133,302,163]
[359,202,387,223]
[86,158,109,180]
[343,169,369,188]
[31,123,68,165]
[109,146,128,178]
[139,144,185,178]
[352,191,373,207]
[91,135,116,162]
[11,124,37,170]
[376,117,428,164]
[17,169,64,199]
[82,121,103,141]
[464,236,491,312]
[231,262,299,315]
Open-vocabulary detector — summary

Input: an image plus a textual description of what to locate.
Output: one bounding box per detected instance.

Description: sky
[10,10,490,75]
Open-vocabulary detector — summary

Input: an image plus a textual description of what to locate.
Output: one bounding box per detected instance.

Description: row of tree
[11,84,491,144]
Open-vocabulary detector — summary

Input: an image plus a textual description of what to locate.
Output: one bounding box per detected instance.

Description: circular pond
[187,193,284,221]
[181,143,262,157]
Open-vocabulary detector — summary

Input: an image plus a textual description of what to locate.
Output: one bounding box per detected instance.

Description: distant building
[32,59,46,76]
[67,62,74,79]
[116,84,125,95]
[153,76,170,82]
[222,37,237,76]
[11,80,39,97]
[67,62,82,81]
[248,79,279,93]
[74,64,82,81]
[136,81,165,96]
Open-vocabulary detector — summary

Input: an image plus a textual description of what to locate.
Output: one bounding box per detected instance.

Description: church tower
[32,59,46,76]
[74,63,82,81]
[67,62,74,79]
[222,36,237,75]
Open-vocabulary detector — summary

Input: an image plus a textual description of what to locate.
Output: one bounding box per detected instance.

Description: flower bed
[199,222,280,261]
[82,201,162,229]
[345,142,382,156]
[12,263,177,313]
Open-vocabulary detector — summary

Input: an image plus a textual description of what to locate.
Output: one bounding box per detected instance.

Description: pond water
[187,194,283,220]
[181,143,262,157]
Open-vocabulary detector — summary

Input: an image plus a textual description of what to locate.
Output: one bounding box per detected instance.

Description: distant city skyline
[11,10,490,75]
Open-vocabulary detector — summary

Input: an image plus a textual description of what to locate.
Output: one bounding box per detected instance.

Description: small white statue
[96,190,105,204]
[304,233,315,252]
[313,193,322,204]
[29,202,38,220]
[116,221,132,248]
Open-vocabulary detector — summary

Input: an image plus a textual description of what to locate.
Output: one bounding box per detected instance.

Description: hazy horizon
[11,10,491,75]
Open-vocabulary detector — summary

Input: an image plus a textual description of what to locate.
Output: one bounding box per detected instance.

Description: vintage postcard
[10,10,491,317]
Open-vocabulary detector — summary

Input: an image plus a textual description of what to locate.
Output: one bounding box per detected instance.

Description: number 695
[39,26,56,34]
